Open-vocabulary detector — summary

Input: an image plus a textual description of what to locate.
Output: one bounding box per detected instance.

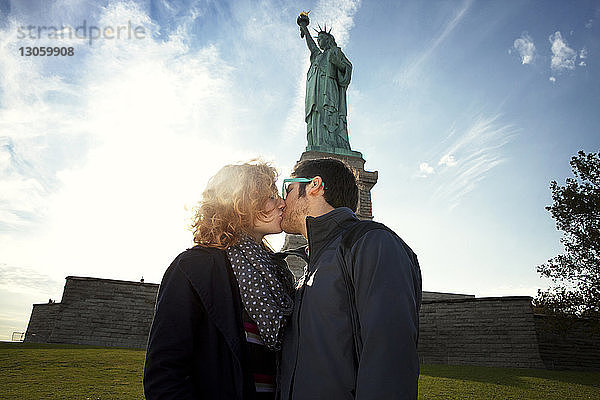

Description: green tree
[534,150,600,317]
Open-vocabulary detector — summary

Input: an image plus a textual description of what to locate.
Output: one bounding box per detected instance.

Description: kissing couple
[144,157,422,400]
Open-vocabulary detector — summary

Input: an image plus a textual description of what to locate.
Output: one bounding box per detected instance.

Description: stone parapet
[418,296,545,368]
[534,314,600,371]
[422,291,475,302]
[24,302,62,343]
[25,276,159,349]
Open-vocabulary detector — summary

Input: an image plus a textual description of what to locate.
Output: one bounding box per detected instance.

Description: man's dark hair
[292,158,358,211]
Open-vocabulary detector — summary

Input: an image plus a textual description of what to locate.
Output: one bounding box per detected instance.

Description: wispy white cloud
[419,114,517,208]
[395,0,473,88]
[313,0,361,47]
[419,162,435,177]
[513,33,535,65]
[579,47,588,66]
[0,18,87,231]
[0,263,63,295]
[439,154,457,167]
[549,31,576,72]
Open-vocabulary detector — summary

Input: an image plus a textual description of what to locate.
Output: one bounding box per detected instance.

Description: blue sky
[0,0,598,340]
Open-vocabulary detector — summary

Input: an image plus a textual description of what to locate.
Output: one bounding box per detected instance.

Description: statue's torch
[297,11,310,38]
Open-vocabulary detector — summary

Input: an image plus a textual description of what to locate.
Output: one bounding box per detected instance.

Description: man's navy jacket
[278,208,422,400]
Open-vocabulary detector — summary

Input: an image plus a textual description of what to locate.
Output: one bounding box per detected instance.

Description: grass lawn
[0,342,145,399]
[419,364,600,400]
[1,342,599,399]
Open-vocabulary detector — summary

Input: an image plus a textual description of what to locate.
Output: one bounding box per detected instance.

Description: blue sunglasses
[282,178,325,199]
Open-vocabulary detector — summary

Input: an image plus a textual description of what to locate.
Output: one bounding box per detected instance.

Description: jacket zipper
[288,218,313,398]
[287,218,344,398]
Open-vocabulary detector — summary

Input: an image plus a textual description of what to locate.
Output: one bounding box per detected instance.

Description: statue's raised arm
[297,12,353,152]
[297,12,319,56]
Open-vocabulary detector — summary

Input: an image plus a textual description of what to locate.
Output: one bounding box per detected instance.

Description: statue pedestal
[281,149,378,278]
[306,145,363,159]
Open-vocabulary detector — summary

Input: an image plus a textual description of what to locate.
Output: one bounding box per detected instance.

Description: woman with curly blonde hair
[144,161,295,400]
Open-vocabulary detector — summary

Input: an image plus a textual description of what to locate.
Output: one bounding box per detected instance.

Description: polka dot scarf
[226,237,295,351]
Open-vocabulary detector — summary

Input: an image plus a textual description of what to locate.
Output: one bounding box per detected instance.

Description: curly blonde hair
[192,161,279,249]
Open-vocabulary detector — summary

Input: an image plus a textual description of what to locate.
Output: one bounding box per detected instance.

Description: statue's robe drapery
[305,45,352,150]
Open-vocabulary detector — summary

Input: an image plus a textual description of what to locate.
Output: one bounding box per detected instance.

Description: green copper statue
[297,12,354,153]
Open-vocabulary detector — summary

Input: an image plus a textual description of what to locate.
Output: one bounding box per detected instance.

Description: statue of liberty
[297,12,353,152]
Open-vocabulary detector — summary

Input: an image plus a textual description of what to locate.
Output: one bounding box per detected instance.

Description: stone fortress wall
[25,276,158,349]
[420,296,545,368]
[24,276,599,370]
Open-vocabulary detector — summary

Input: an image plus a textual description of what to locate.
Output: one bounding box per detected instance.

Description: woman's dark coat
[143,246,256,400]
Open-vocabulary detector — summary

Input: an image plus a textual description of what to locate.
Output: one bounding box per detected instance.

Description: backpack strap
[338,220,397,365]
[339,221,421,366]
[343,221,419,274]
[341,220,395,250]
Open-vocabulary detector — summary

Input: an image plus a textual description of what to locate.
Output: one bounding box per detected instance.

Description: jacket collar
[305,207,359,263]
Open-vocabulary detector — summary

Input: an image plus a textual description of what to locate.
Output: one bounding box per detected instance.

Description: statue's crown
[314,23,333,37]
